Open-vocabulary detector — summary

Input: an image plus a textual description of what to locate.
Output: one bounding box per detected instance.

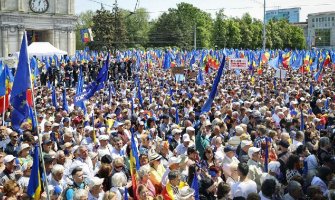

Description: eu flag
[52,86,58,109]
[85,54,109,100]
[201,55,226,113]
[27,145,42,199]
[196,68,204,85]
[62,88,69,112]
[10,32,32,131]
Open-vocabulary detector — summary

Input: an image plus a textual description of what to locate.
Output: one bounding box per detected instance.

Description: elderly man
[0,155,19,185]
[49,164,65,193]
[68,145,94,180]
[88,177,104,200]
[247,147,263,190]
[175,134,191,156]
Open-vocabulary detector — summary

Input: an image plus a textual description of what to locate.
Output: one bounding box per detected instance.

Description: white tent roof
[15,42,68,58]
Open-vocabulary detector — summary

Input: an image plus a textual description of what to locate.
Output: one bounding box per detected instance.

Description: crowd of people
[0,50,335,200]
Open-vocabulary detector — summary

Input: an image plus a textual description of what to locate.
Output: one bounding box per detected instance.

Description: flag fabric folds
[75,67,87,114]
[300,109,304,131]
[10,32,33,131]
[191,174,200,200]
[27,145,42,200]
[137,83,144,108]
[52,86,58,109]
[129,129,140,199]
[201,55,226,113]
[62,89,69,112]
[196,68,204,85]
[85,54,109,99]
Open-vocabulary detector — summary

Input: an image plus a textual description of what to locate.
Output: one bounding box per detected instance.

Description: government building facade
[0,0,76,57]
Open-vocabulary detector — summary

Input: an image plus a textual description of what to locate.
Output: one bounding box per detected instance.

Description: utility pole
[194,25,197,50]
[263,0,266,50]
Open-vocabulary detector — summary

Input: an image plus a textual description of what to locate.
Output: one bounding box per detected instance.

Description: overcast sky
[75,0,335,22]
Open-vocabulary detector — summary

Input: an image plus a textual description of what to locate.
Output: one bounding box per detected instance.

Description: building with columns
[0,0,77,57]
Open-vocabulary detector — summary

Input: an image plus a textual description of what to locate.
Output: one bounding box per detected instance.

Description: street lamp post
[263,0,266,50]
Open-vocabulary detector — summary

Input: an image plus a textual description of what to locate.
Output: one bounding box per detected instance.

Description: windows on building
[314,29,331,47]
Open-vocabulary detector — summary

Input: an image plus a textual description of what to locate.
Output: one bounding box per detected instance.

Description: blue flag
[191,174,200,200]
[175,106,179,124]
[10,32,32,131]
[75,67,87,114]
[300,109,304,131]
[27,145,42,199]
[201,55,226,113]
[163,50,171,70]
[190,55,195,69]
[137,83,143,108]
[0,64,7,97]
[84,54,109,100]
[196,68,204,85]
[52,86,58,109]
[324,98,329,110]
[30,57,39,86]
[62,89,69,112]
[268,56,279,70]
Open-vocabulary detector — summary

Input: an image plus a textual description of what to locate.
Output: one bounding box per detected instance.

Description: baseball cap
[88,177,104,189]
[4,155,16,164]
[241,140,252,148]
[248,147,261,158]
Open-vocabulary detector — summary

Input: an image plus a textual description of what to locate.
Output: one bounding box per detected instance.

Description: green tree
[148,3,213,49]
[113,7,128,50]
[90,8,115,50]
[75,10,94,50]
[225,18,241,48]
[212,9,227,48]
[122,8,150,48]
[239,13,253,49]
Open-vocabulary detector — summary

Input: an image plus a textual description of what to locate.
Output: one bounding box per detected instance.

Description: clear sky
[75,0,335,22]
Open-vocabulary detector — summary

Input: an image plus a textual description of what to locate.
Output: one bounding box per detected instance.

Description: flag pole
[25,32,51,200]
[2,94,5,125]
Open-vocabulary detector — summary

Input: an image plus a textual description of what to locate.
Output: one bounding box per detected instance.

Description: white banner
[228,58,248,70]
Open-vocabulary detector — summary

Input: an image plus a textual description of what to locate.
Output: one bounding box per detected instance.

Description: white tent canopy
[15,42,68,59]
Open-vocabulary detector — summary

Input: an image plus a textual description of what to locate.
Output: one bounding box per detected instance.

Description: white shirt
[49,176,65,193]
[272,113,280,126]
[97,144,113,159]
[289,139,303,152]
[88,191,104,200]
[18,176,30,192]
[175,143,189,156]
[68,157,94,179]
[111,146,127,160]
[232,179,257,198]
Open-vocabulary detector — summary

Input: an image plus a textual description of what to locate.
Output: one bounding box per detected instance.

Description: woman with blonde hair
[103,191,117,200]
[3,180,22,200]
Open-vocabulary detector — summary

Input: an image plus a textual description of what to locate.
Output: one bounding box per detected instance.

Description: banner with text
[228,58,248,70]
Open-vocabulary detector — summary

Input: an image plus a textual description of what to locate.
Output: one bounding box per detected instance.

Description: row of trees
[76,2,306,50]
